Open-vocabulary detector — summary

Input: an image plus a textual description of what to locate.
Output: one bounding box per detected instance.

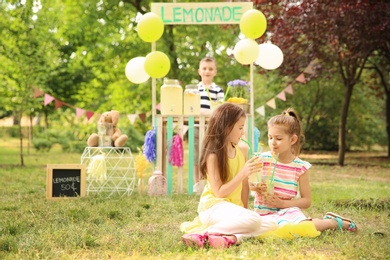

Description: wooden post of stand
[177,116,184,193]
[167,116,173,195]
[188,116,195,194]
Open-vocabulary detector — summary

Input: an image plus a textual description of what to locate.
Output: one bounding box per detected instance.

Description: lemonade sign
[151,2,253,25]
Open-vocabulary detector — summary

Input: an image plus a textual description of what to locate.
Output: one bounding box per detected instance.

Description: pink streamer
[168,134,184,167]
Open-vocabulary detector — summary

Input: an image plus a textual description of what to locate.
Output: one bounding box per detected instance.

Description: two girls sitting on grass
[180,104,357,249]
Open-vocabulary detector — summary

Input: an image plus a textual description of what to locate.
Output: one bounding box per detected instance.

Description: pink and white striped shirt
[253,151,312,215]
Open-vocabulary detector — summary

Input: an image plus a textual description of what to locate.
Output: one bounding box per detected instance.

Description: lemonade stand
[127,2,271,194]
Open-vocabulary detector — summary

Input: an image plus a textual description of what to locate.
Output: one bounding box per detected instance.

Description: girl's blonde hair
[267,108,304,155]
[199,103,246,183]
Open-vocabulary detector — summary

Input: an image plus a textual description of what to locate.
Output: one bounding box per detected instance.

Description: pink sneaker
[207,235,236,249]
[182,234,206,248]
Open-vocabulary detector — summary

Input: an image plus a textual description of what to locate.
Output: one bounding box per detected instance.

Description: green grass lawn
[0,138,389,259]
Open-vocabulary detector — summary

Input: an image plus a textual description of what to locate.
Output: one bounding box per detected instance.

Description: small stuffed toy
[87,110,128,147]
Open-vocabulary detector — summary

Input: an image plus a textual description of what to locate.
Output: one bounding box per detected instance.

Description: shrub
[32,138,52,152]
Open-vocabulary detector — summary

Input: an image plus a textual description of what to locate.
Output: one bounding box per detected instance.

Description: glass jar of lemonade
[160,79,183,115]
[183,84,200,115]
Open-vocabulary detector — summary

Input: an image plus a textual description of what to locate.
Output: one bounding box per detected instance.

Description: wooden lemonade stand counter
[155,113,253,195]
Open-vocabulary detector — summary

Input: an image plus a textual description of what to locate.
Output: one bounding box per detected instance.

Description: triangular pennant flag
[156,103,161,111]
[295,73,306,83]
[182,125,189,136]
[86,111,94,120]
[44,94,55,106]
[76,108,85,118]
[55,99,64,110]
[127,114,137,125]
[33,88,44,98]
[276,91,286,101]
[304,60,316,74]
[255,105,265,116]
[266,98,276,109]
[284,84,294,95]
[138,113,146,123]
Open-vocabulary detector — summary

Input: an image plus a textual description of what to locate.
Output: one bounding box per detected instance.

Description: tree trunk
[18,120,24,167]
[338,83,354,166]
[387,93,390,158]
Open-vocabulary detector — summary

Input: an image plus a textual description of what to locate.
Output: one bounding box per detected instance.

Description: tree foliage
[254,0,389,164]
[0,0,388,166]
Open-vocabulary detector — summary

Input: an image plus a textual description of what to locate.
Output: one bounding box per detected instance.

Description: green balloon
[239,9,267,39]
[144,51,171,78]
[137,12,164,43]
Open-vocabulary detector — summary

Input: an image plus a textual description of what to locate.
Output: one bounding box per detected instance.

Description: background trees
[0,0,388,166]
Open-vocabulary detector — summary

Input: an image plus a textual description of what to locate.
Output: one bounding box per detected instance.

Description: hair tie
[283,111,291,117]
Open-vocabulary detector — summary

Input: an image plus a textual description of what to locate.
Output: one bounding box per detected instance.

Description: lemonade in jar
[160,79,183,115]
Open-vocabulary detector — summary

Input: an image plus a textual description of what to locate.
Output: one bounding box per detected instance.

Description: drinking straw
[269,153,279,185]
[240,138,259,183]
[240,138,253,156]
[223,85,230,101]
[267,153,273,180]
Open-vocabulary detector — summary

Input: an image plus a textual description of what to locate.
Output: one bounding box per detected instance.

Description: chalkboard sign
[46,164,86,199]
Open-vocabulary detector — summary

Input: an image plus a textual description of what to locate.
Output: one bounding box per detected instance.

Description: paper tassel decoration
[168,134,184,167]
[87,154,107,183]
[143,128,156,162]
[135,147,149,195]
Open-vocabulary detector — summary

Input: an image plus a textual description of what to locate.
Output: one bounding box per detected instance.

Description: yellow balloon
[233,39,259,65]
[239,9,267,39]
[137,12,164,42]
[144,51,171,78]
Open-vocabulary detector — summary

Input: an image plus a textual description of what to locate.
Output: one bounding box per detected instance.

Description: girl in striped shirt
[250,108,357,233]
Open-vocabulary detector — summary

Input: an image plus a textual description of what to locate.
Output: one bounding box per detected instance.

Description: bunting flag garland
[256,105,265,116]
[304,60,316,74]
[266,98,276,109]
[34,88,44,98]
[182,125,189,136]
[138,113,146,123]
[127,114,138,125]
[284,84,294,95]
[295,73,306,84]
[276,91,286,101]
[86,111,95,120]
[44,94,55,106]
[32,87,148,124]
[55,100,64,110]
[33,58,312,122]
[76,108,85,118]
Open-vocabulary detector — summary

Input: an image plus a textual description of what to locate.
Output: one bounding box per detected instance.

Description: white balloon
[233,38,259,65]
[255,43,284,70]
[125,57,150,84]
